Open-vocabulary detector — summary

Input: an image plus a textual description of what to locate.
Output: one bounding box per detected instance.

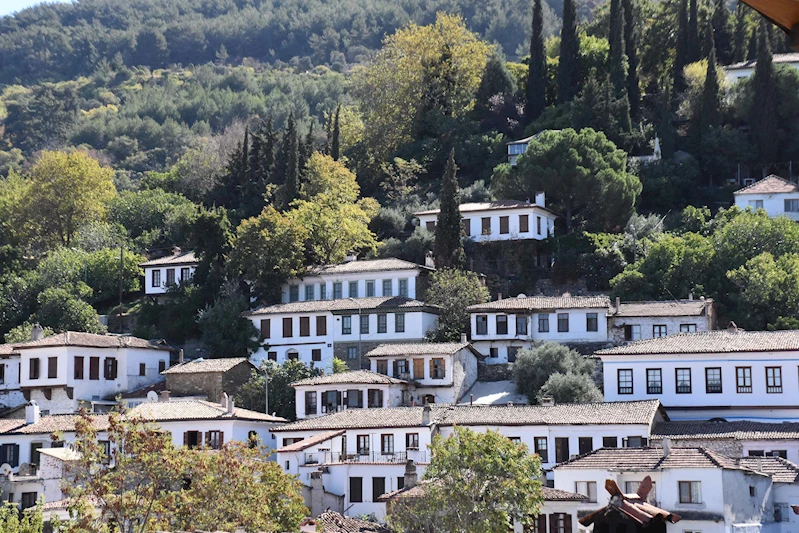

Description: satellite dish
[0,463,13,476]
[146,391,159,402]
[516,293,527,299]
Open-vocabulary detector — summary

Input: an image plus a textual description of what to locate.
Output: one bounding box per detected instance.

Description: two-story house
[608,297,716,343]
[139,250,198,297]
[281,258,432,304]
[468,295,611,362]
[733,175,799,220]
[292,370,409,420]
[597,328,799,421]
[414,197,556,245]
[244,297,441,371]
[0,344,24,411]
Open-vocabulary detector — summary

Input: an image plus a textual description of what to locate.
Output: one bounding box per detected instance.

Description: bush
[513,343,595,404]
[536,372,603,404]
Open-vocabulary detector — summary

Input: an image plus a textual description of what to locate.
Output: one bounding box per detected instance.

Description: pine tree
[557,0,581,103]
[732,5,748,63]
[747,28,758,60]
[262,116,276,183]
[302,122,315,166]
[622,0,640,120]
[698,27,721,144]
[658,88,676,159]
[277,113,300,210]
[526,0,547,122]
[331,104,341,160]
[711,0,733,64]
[433,149,465,270]
[687,0,700,63]
[750,22,779,165]
[475,53,517,118]
[673,0,689,95]
[608,0,627,97]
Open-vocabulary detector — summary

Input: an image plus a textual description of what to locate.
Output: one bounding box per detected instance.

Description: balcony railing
[320,450,427,464]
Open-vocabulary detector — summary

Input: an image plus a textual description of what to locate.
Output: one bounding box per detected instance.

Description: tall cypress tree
[687,0,700,63]
[557,0,581,103]
[277,113,300,210]
[608,0,627,97]
[658,88,676,159]
[302,122,315,166]
[331,104,341,160]
[433,149,465,270]
[750,22,779,165]
[526,0,547,122]
[673,0,689,95]
[622,0,640,120]
[747,28,758,60]
[711,0,733,64]
[262,116,276,183]
[732,5,748,63]
[698,27,721,143]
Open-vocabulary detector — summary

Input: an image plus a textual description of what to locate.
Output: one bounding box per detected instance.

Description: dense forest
[2,0,799,356]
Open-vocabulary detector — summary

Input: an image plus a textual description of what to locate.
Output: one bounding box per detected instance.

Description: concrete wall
[735,193,799,221]
[607,314,712,344]
[143,264,196,295]
[0,355,24,410]
[294,383,402,420]
[281,267,423,303]
[416,206,556,242]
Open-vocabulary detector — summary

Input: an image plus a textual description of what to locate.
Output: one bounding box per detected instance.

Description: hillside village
[4,0,799,531]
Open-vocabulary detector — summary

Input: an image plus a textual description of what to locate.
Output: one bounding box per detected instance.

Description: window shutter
[205,431,211,446]
[564,514,572,533]
[413,358,424,379]
[112,358,118,379]
[429,359,434,376]
[392,361,397,377]
[183,432,189,446]
[549,515,556,533]
[538,515,547,533]
[219,431,224,446]
[11,444,19,467]
[378,390,384,406]
[441,358,446,374]
[336,391,342,406]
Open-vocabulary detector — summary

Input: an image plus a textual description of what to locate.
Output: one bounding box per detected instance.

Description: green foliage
[35,286,106,333]
[526,0,547,122]
[0,500,44,533]
[236,361,323,419]
[728,253,799,330]
[197,282,264,358]
[433,150,466,270]
[537,372,604,403]
[424,268,490,342]
[332,358,349,373]
[109,188,198,251]
[749,25,780,164]
[513,343,596,404]
[4,322,55,344]
[134,285,203,342]
[557,0,581,103]
[607,0,627,98]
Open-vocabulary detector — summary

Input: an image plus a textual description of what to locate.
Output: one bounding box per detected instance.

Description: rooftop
[366,342,471,357]
[276,429,346,452]
[555,446,752,471]
[739,456,799,483]
[127,399,286,423]
[596,329,799,356]
[414,200,554,217]
[303,511,389,533]
[138,250,197,267]
[272,400,663,432]
[291,370,408,387]
[307,258,431,275]
[727,53,799,70]
[39,448,81,461]
[733,175,799,195]
[162,357,253,375]
[468,294,610,313]
[613,299,710,318]
[9,331,171,352]
[380,480,586,502]
[0,414,110,435]
[653,420,799,441]
[244,296,440,316]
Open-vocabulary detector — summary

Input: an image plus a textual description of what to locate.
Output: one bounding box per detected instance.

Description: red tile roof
[276,430,346,452]
[734,175,799,195]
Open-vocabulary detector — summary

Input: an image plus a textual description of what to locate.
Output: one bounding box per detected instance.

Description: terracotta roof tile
[308,511,388,533]
[739,456,799,483]
[162,357,253,374]
[734,175,799,195]
[414,200,552,216]
[366,342,470,357]
[13,332,171,352]
[468,295,610,313]
[653,420,799,441]
[127,400,286,423]
[308,258,430,275]
[138,251,197,267]
[245,296,440,316]
[276,430,346,452]
[613,300,710,318]
[0,414,110,435]
[291,370,408,387]
[543,487,590,501]
[597,329,799,356]
[555,447,751,471]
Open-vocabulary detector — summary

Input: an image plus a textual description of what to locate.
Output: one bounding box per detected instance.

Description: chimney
[727,321,739,332]
[404,460,418,489]
[310,471,325,516]
[344,252,358,263]
[498,293,503,300]
[535,191,546,208]
[25,401,40,425]
[422,404,431,425]
[221,392,229,409]
[688,292,694,301]
[31,323,44,341]
[539,396,555,407]
[615,296,621,314]
[460,333,468,344]
[227,396,235,414]
[159,390,170,402]
[178,349,184,364]
[425,251,435,269]
[662,437,672,457]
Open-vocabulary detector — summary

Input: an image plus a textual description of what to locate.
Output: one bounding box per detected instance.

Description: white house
[413,198,557,244]
[244,297,441,371]
[139,250,197,296]
[597,328,799,421]
[506,130,559,166]
[468,295,611,362]
[11,330,171,415]
[292,370,409,420]
[608,297,716,343]
[281,258,433,303]
[0,446,81,512]
[724,52,799,84]
[0,344,24,411]
[734,175,799,220]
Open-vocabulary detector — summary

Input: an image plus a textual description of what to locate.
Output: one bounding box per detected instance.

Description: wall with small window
[734,191,799,221]
[142,264,197,295]
[608,314,712,344]
[293,383,403,420]
[279,267,425,303]
[415,206,556,243]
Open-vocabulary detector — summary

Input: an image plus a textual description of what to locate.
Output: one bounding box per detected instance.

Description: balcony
[322,450,428,464]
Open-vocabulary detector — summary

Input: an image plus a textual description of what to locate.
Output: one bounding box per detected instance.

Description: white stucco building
[281,258,432,303]
[0,344,24,411]
[598,328,799,421]
[413,197,557,243]
[139,250,197,296]
[244,297,441,371]
[734,175,799,220]
[724,53,799,84]
[608,298,716,343]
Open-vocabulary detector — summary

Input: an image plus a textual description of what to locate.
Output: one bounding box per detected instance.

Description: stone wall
[478,363,512,382]
[166,362,254,402]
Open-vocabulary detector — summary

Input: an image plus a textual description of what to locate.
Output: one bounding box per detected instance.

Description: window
[603,436,618,448]
[305,392,317,415]
[356,435,370,455]
[476,315,488,335]
[646,369,662,394]
[771,450,788,458]
[776,503,791,522]
[90,357,100,380]
[578,437,593,455]
[463,218,472,236]
[299,316,310,337]
[320,284,327,300]
[158,360,166,373]
[366,280,375,297]
[398,476,405,490]
[748,199,763,209]
[166,268,176,285]
[507,346,520,363]
[0,444,19,467]
[767,367,783,393]
[287,350,299,361]
[430,358,445,379]
[679,481,701,503]
[139,363,146,377]
[538,314,549,333]
[748,450,765,456]
[425,221,435,231]
[489,347,499,358]
[377,314,387,333]
[786,199,799,212]
[399,279,408,297]
[618,369,633,394]
[305,284,314,301]
[0,364,3,384]
[496,315,508,334]
[626,481,657,504]
[675,368,691,393]
[576,481,598,502]
[370,477,387,502]
[152,269,161,287]
[180,267,191,282]
[260,319,270,338]
[29,358,40,380]
[289,285,299,302]
[394,359,409,377]
[346,281,357,298]
[508,436,521,444]
[395,313,405,333]
[625,325,641,341]
[20,492,37,511]
[536,216,542,234]
[481,217,491,235]
[312,349,322,362]
[342,316,352,335]
[586,313,598,332]
[653,324,668,338]
[316,316,327,336]
[283,317,293,337]
[47,357,57,379]
[555,438,570,463]
[499,216,509,234]
[737,366,752,393]
[623,436,648,447]
[206,431,223,450]
[406,433,419,449]
[104,358,118,380]
[680,323,697,332]
[347,389,363,408]
[30,442,43,467]
[381,434,394,454]
[350,477,363,503]
[368,389,384,408]
[519,214,529,233]
[550,514,568,533]
[333,282,343,299]
[382,279,392,297]
[705,368,722,393]
[360,315,369,334]
[534,437,548,462]
[268,351,277,361]
[557,313,569,332]
[347,346,357,360]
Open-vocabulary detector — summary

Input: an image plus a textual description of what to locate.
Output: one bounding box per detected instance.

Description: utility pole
[118,244,124,333]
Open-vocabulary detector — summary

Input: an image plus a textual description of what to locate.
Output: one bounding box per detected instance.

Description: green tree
[387,426,543,533]
[4,322,54,344]
[331,104,342,161]
[526,0,547,122]
[433,150,466,270]
[188,207,234,302]
[513,343,595,404]
[622,0,640,118]
[424,268,490,342]
[697,28,722,161]
[276,113,300,210]
[537,372,604,404]
[750,22,779,164]
[673,0,689,94]
[732,5,748,63]
[474,52,517,119]
[492,129,641,232]
[608,0,627,97]
[197,282,264,358]
[35,286,106,334]
[135,28,169,68]
[235,360,323,419]
[108,189,198,251]
[687,0,699,63]
[557,0,581,103]
[0,501,44,533]
[728,252,799,330]
[711,0,733,64]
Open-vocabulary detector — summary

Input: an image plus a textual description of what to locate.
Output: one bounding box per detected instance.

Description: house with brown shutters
[139,249,197,297]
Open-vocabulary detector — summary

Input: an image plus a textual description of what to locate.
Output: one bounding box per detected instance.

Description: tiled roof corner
[597,329,799,356]
[733,175,799,195]
[307,258,431,275]
[161,357,253,374]
[366,342,470,357]
[291,370,408,387]
[244,296,440,316]
[467,295,611,312]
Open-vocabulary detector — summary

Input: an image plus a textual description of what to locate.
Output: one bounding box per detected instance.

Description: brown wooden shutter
[205,431,211,446]
[183,432,189,446]
[520,214,529,233]
[317,316,327,335]
[219,431,224,446]
[441,358,446,375]
[499,216,509,234]
[392,361,397,377]
[429,358,434,377]
[537,515,547,533]
[283,317,293,337]
[414,358,424,379]
[564,514,572,533]
[549,515,556,533]
[300,317,310,337]
[260,319,270,338]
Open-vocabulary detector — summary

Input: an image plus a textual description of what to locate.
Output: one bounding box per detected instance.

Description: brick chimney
[539,396,555,407]
[221,392,229,409]
[310,471,325,516]
[178,349,184,364]
[535,191,546,207]
[404,460,418,489]
[25,401,40,425]
[31,323,44,341]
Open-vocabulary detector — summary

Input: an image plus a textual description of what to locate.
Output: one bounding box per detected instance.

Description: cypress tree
[732,5,748,63]
[608,0,627,97]
[711,0,733,64]
[687,0,700,63]
[433,149,466,270]
[262,116,276,183]
[747,28,758,60]
[658,88,676,159]
[622,0,640,119]
[526,0,547,121]
[302,122,315,166]
[331,104,341,160]
[673,0,689,95]
[698,27,721,143]
[750,22,779,164]
[557,0,581,103]
[475,52,517,118]
[324,110,333,154]
[277,113,300,210]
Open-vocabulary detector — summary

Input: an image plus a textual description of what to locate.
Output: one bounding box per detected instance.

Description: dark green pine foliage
[732,6,748,63]
[622,0,640,120]
[750,23,779,164]
[687,0,700,63]
[747,28,758,60]
[673,0,689,95]
[240,118,275,219]
[276,113,300,210]
[433,149,466,270]
[526,0,547,122]
[557,0,581,103]
[302,122,315,166]
[608,0,627,97]
[657,88,676,159]
[475,52,517,118]
[331,104,341,160]
[711,0,733,64]
[698,27,721,153]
